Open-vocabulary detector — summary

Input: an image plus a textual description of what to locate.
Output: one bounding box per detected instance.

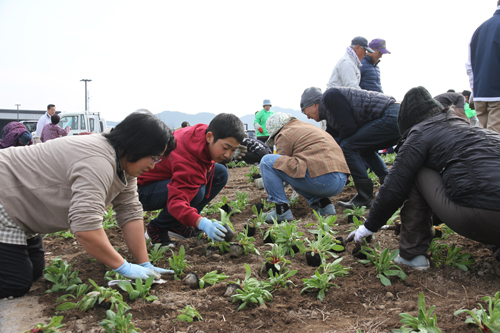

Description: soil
[18,166,500,332]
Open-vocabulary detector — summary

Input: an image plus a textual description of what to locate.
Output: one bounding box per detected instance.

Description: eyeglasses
[151,156,162,164]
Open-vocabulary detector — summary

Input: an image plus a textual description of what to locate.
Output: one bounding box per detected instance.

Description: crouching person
[0,110,175,298]
[347,87,500,270]
[260,113,350,222]
[138,114,246,246]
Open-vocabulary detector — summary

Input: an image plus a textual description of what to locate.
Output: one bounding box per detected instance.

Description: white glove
[346,225,374,245]
[254,123,262,130]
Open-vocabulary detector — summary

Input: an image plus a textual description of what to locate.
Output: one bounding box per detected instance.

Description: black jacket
[365,110,500,232]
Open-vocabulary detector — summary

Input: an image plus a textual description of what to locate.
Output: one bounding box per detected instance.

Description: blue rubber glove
[198,217,226,242]
[114,259,159,280]
[139,262,175,275]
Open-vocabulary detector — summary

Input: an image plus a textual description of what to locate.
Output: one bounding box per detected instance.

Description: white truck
[59,111,107,136]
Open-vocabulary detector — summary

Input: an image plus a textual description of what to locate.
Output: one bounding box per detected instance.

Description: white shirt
[36,112,51,138]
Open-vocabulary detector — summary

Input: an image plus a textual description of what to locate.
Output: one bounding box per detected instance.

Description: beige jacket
[272,119,350,178]
[0,134,143,234]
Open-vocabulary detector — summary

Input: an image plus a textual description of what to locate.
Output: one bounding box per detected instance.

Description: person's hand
[198,218,226,242]
[346,225,374,245]
[233,145,247,160]
[114,259,160,280]
[258,127,263,133]
[139,262,174,275]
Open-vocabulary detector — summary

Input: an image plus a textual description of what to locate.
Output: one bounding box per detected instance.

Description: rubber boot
[338,179,374,209]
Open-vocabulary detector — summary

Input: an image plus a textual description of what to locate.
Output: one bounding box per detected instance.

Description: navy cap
[351,36,374,53]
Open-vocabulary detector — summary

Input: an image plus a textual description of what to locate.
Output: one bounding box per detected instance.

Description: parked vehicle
[59,111,107,135]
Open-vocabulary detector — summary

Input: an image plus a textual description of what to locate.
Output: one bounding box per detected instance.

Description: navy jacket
[360,55,383,93]
[470,9,500,98]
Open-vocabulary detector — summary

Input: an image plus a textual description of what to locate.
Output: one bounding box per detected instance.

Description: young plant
[288,193,299,207]
[320,257,351,278]
[229,191,249,211]
[169,245,191,280]
[392,293,442,333]
[100,303,140,333]
[261,243,291,273]
[307,211,339,237]
[343,205,367,222]
[207,238,231,254]
[234,231,260,255]
[347,216,365,234]
[148,243,169,264]
[454,291,500,332]
[444,244,475,271]
[367,168,380,186]
[429,240,449,267]
[23,316,65,333]
[55,283,92,305]
[303,232,341,261]
[236,160,248,167]
[358,242,407,286]
[43,230,74,239]
[382,152,397,165]
[386,208,401,225]
[117,276,158,302]
[226,160,237,168]
[273,220,305,257]
[44,257,82,293]
[245,165,260,183]
[433,223,455,239]
[143,209,162,223]
[201,196,228,215]
[198,270,229,289]
[232,264,273,310]
[177,305,203,323]
[102,206,117,229]
[263,267,297,291]
[219,207,240,235]
[104,270,128,282]
[248,205,267,228]
[261,199,275,210]
[301,269,339,301]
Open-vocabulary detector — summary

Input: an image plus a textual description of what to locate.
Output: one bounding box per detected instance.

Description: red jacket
[138,124,215,227]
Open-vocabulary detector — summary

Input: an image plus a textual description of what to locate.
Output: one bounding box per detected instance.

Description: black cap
[351,36,374,53]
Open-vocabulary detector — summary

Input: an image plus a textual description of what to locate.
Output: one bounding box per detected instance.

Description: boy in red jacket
[138,113,246,247]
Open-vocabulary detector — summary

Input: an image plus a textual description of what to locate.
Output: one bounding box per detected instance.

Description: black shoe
[168,222,203,240]
[145,225,176,248]
[338,179,374,209]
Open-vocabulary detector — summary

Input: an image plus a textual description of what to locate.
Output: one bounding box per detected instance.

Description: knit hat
[300,87,322,111]
[265,112,294,147]
[398,86,444,134]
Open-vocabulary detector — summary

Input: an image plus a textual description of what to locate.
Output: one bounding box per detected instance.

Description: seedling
[263,267,297,291]
[198,270,229,289]
[288,193,299,207]
[229,191,249,211]
[429,240,449,267]
[245,165,260,183]
[303,232,341,262]
[178,305,203,323]
[273,220,305,257]
[433,223,455,239]
[232,264,273,310]
[248,205,267,229]
[201,196,228,215]
[261,199,275,210]
[100,303,140,333]
[169,245,191,280]
[444,244,474,271]
[386,208,401,225]
[117,276,158,302]
[143,209,162,223]
[234,231,260,255]
[367,168,380,186]
[219,207,240,241]
[44,257,82,293]
[343,205,367,223]
[207,239,231,254]
[382,152,397,165]
[23,316,65,333]
[306,211,339,238]
[301,269,339,301]
[347,216,366,234]
[43,230,74,239]
[358,242,407,286]
[236,160,248,167]
[102,206,117,229]
[148,243,169,264]
[392,293,442,333]
[226,160,237,168]
[320,257,351,278]
[261,243,291,273]
[55,283,91,304]
[454,291,500,332]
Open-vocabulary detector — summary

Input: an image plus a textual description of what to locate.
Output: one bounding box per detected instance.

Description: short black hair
[181,121,190,128]
[462,90,472,98]
[51,114,60,125]
[447,89,455,93]
[47,104,55,110]
[104,109,176,162]
[206,113,245,144]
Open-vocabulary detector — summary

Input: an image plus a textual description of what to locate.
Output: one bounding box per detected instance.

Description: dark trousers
[138,163,229,229]
[257,136,269,144]
[400,167,500,259]
[243,149,269,165]
[0,235,45,298]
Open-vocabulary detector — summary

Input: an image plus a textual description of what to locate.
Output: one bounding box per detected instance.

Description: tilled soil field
[24,166,500,332]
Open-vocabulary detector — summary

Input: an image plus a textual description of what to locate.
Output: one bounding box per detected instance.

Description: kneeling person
[260,113,350,222]
[138,113,245,246]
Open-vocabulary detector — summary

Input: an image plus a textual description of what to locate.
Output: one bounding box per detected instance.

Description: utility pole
[15,104,21,121]
[80,79,92,132]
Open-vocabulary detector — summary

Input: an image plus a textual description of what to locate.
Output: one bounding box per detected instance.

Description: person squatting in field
[259,112,350,223]
[0,110,175,298]
[0,122,33,149]
[347,86,500,269]
[138,114,246,247]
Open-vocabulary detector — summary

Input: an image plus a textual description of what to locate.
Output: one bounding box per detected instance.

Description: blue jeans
[340,103,400,180]
[138,163,229,229]
[260,154,347,206]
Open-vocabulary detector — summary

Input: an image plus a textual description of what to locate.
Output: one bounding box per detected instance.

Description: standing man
[360,39,391,93]
[36,104,56,139]
[326,36,374,89]
[254,99,274,144]
[466,1,500,133]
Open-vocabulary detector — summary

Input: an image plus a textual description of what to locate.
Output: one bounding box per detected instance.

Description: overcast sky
[0,0,497,122]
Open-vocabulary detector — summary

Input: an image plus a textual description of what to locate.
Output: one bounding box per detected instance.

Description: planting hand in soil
[114,259,161,280]
[346,224,374,245]
[198,217,227,241]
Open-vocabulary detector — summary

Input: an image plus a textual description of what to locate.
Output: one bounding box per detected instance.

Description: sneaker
[265,208,294,223]
[145,226,175,248]
[168,222,203,240]
[394,255,430,270]
[317,203,336,216]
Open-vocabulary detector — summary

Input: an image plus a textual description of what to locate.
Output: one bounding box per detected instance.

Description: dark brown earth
[29,165,500,332]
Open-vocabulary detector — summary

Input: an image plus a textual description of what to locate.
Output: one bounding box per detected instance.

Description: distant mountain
[107,107,321,129]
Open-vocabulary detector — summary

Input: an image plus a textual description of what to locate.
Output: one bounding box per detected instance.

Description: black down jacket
[365,110,500,232]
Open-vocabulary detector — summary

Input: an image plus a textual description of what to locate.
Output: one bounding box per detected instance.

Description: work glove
[258,127,263,133]
[139,262,175,275]
[233,145,247,160]
[114,259,160,280]
[198,217,226,242]
[346,225,374,245]
[254,123,262,131]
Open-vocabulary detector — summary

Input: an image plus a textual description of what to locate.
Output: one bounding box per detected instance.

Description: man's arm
[337,61,360,89]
